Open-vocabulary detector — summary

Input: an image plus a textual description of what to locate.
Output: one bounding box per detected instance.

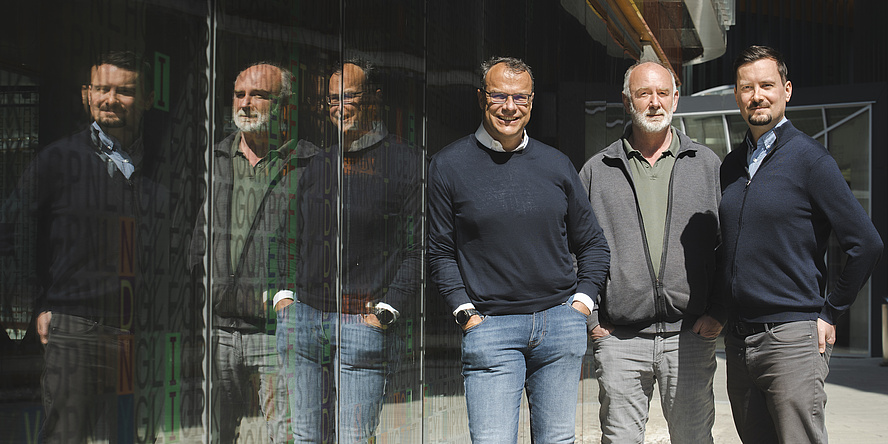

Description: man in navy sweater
[1,51,158,443]
[428,56,610,443]
[720,45,883,443]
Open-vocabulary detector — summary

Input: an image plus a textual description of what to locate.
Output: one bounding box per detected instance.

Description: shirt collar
[230,131,292,161]
[90,121,138,179]
[746,117,788,163]
[474,124,529,152]
[347,121,387,152]
[622,126,679,160]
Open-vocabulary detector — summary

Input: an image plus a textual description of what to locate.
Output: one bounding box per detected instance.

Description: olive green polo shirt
[229,132,294,271]
[623,127,680,278]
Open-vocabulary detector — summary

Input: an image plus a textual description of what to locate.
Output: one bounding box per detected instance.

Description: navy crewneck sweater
[428,135,609,315]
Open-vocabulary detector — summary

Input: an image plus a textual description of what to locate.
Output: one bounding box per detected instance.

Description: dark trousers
[41,313,134,444]
[725,320,832,444]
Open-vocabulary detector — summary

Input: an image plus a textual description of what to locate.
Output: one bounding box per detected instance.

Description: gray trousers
[213,328,290,442]
[726,320,832,444]
[592,327,717,444]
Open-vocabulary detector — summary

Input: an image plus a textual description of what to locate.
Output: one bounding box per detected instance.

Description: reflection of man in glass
[189,62,316,442]
[0,51,156,443]
[276,59,422,442]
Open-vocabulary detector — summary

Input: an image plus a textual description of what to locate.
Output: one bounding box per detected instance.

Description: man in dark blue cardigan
[719,45,883,443]
[428,56,610,443]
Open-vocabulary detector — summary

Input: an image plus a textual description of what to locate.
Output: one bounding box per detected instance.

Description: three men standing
[720,45,883,443]
[428,56,610,443]
[579,60,724,443]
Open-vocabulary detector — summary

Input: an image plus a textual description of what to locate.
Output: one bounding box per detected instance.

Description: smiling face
[88,64,152,135]
[734,58,792,140]
[624,62,678,134]
[477,62,533,151]
[328,63,378,144]
[232,64,283,134]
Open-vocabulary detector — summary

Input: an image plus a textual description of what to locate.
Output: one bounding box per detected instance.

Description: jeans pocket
[769,321,815,344]
[688,329,718,341]
[462,315,488,333]
[566,303,590,319]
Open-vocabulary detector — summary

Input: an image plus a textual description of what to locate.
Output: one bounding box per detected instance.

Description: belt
[731,320,789,337]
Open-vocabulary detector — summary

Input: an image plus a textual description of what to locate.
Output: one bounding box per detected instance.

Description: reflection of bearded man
[234,106,271,133]
[629,99,672,134]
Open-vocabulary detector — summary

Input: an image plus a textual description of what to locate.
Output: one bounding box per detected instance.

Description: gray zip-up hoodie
[578,127,725,333]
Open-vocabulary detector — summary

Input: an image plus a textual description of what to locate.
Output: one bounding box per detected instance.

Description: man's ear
[143,91,156,110]
[477,89,486,110]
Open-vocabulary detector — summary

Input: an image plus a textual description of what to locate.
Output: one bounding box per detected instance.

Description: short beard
[630,103,672,134]
[234,109,270,133]
[747,114,773,126]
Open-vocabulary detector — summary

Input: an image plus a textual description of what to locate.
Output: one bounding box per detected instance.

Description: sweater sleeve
[427,155,473,313]
[376,154,425,312]
[808,154,883,324]
[566,165,610,304]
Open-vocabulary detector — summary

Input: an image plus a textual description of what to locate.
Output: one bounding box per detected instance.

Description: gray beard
[234,111,270,133]
[630,105,672,134]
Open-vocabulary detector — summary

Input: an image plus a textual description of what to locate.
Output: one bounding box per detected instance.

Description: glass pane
[785,108,824,138]
[726,114,750,152]
[682,115,729,159]
[0,1,210,442]
[826,106,862,127]
[825,109,871,355]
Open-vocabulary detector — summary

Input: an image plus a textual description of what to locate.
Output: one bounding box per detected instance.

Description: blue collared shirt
[90,122,135,179]
[746,117,788,178]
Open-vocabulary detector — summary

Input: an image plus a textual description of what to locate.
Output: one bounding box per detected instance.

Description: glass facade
[2,1,882,442]
[0,1,639,442]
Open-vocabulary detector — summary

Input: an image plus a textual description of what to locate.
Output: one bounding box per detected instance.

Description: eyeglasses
[326,91,364,106]
[483,90,532,105]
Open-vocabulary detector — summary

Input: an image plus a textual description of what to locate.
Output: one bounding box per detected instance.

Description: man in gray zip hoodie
[578,61,725,444]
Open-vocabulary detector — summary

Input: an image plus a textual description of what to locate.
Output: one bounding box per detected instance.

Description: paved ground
[153,353,888,443]
[574,353,888,444]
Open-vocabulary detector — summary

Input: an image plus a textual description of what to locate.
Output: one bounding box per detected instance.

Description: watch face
[376,309,395,325]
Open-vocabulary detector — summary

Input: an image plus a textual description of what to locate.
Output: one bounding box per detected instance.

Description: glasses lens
[489,93,508,103]
[512,94,528,105]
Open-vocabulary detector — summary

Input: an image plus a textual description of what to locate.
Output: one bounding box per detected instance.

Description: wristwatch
[372,306,397,326]
[455,308,481,326]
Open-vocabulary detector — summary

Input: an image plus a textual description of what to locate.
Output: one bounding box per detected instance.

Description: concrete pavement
[575,353,888,443]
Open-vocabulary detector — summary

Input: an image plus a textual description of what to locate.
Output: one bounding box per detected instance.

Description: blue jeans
[592,327,717,444]
[276,300,398,443]
[213,328,290,442]
[461,303,588,444]
[726,320,832,444]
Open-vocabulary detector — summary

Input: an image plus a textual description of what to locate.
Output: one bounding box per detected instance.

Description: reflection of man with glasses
[276,59,422,442]
[428,56,609,443]
[1,51,158,443]
[189,62,317,442]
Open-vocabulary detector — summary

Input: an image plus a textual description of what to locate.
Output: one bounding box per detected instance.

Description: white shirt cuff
[570,293,595,313]
[372,302,400,322]
[272,290,295,307]
[452,302,476,317]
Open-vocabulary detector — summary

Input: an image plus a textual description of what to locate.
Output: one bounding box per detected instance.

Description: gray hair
[480,56,534,92]
[237,62,293,102]
[622,60,676,98]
